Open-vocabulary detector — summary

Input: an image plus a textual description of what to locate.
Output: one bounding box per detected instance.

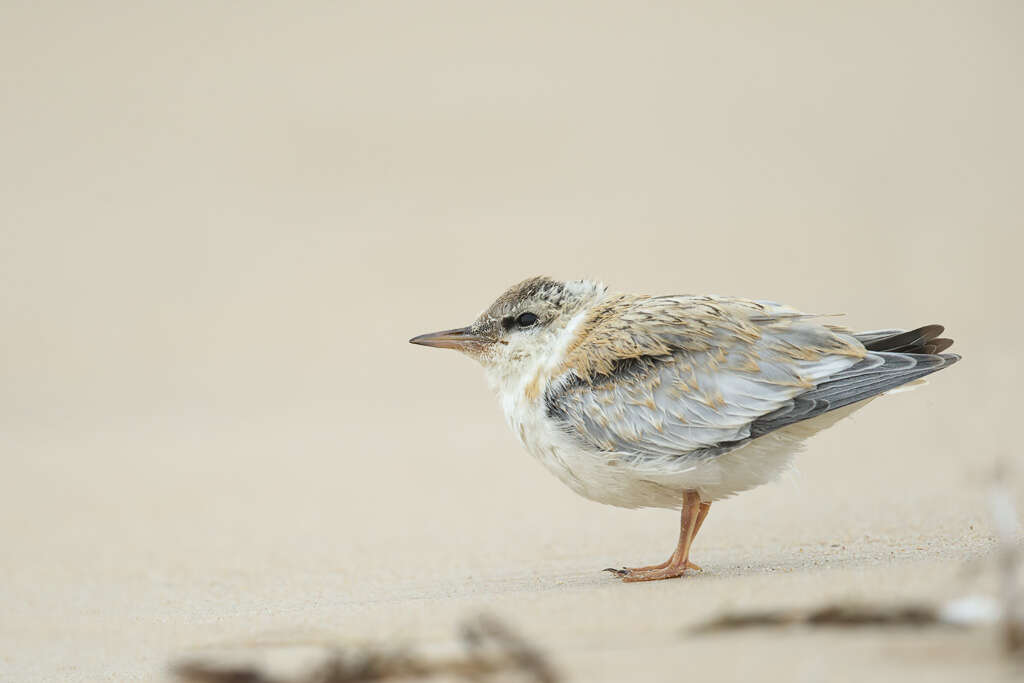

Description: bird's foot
[604,560,701,582]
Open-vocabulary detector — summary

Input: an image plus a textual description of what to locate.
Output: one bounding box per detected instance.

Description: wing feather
[545,296,959,464]
[749,352,959,437]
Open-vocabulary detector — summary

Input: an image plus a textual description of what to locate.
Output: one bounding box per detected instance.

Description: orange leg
[625,500,711,572]
[606,492,710,582]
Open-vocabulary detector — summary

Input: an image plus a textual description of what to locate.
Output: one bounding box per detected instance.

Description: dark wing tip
[926,338,955,354]
[860,324,954,355]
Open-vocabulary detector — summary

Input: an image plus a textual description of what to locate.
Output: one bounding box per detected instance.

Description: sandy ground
[2,2,1023,681]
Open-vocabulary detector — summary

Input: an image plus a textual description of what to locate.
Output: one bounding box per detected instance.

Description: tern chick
[410,277,959,582]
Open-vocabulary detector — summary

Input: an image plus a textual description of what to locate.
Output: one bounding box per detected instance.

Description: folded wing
[545,296,958,463]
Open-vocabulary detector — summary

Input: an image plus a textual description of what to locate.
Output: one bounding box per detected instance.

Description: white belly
[501,390,871,508]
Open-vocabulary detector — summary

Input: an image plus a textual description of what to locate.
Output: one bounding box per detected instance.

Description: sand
[1,2,1022,681]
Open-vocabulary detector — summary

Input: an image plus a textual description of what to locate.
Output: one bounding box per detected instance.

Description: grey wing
[547,342,958,463]
[749,351,960,438]
[545,334,864,462]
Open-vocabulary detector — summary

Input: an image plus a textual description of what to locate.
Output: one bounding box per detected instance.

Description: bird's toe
[606,561,700,582]
[620,566,689,582]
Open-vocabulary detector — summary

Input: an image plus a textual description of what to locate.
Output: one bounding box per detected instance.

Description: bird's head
[410,276,606,389]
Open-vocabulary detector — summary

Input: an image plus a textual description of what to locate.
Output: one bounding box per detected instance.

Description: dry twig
[172,614,558,683]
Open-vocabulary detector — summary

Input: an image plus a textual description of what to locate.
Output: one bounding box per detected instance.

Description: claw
[603,567,628,576]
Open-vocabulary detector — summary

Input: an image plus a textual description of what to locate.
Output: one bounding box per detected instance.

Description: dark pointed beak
[409,326,492,353]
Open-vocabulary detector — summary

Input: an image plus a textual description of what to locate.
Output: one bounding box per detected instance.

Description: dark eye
[515,312,538,328]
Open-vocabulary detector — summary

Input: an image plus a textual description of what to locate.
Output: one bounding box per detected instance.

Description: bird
[409,277,959,582]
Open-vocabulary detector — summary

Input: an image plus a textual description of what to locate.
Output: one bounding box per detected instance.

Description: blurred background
[1,2,1021,681]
